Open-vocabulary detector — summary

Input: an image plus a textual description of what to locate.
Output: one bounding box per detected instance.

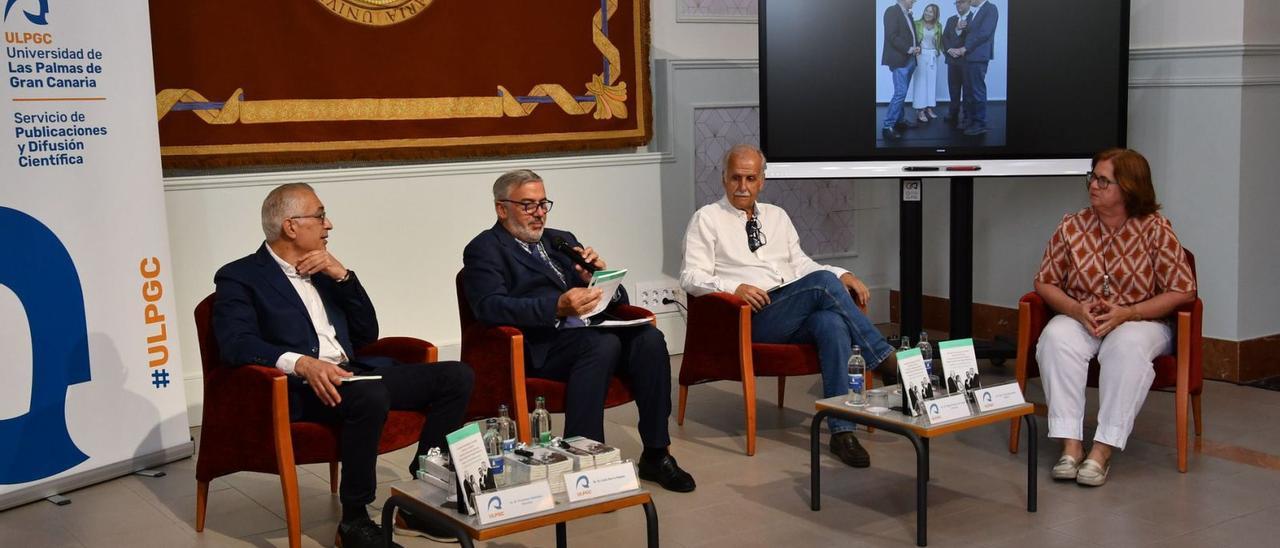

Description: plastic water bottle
[483,418,504,480]
[497,404,517,453]
[918,331,939,386]
[899,335,912,353]
[846,346,867,406]
[531,396,553,446]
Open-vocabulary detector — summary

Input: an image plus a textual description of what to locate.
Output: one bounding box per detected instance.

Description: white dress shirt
[266,244,348,374]
[679,196,850,297]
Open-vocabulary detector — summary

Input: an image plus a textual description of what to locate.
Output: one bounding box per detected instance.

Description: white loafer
[1051,455,1080,480]
[1076,458,1110,487]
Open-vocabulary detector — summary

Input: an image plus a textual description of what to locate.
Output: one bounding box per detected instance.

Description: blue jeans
[883,58,917,130]
[963,61,989,129]
[751,271,895,434]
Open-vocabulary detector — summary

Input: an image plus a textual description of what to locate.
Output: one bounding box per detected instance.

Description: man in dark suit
[213,183,474,548]
[942,0,972,127]
[881,0,921,140]
[956,0,998,135]
[461,169,695,493]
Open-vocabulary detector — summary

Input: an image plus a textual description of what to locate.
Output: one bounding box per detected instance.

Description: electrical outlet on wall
[634,281,685,314]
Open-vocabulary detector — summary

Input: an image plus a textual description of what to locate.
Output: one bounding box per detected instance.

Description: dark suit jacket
[212,243,393,373]
[963,1,998,62]
[462,223,629,369]
[941,14,967,65]
[881,3,918,69]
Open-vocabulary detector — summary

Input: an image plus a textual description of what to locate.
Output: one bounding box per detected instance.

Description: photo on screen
[874,0,1007,148]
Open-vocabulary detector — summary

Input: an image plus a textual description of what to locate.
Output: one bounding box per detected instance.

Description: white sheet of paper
[475,480,555,524]
[563,461,641,503]
[591,318,651,328]
[924,393,972,424]
[974,383,1027,412]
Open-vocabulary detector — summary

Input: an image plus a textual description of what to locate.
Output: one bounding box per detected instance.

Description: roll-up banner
[1,0,192,509]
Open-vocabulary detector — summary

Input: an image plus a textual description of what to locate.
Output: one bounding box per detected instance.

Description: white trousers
[1035,315,1172,450]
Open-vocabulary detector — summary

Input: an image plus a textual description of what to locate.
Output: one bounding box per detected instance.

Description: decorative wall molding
[1129,43,1280,88]
[676,0,758,24]
[164,152,672,191]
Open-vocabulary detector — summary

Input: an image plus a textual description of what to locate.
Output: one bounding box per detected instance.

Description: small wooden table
[810,389,1037,547]
[381,479,657,548]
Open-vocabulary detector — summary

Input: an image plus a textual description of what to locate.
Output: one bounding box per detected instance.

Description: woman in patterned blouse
[1033,148,1197,487]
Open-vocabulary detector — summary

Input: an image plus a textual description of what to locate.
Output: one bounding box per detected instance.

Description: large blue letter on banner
[0,206,91,484]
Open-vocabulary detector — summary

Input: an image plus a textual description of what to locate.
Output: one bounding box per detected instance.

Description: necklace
[1098,218,1125,298]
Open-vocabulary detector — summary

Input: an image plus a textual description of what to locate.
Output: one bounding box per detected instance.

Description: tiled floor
[4,354,1280,547]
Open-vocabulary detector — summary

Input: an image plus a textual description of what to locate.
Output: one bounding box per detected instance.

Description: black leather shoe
[638,453,696,492]
[394,509,459,543]
[830,432,871,468]
[964,126,989,136]
[882,127,902,140]
[337,517,403,548]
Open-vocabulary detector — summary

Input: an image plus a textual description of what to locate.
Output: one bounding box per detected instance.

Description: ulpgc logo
[0,207,91,484]
[575,476,591,490]
[3,0,51,25]
[486,496,503,511]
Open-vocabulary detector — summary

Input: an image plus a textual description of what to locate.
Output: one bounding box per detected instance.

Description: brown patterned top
[1035,208,1196,306]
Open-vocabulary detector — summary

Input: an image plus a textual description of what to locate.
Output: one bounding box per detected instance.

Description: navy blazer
[881,3,918,69]
[941,14,966,65]
[461,223,628,369]
[963,1,998,62]
[212,243,391,372]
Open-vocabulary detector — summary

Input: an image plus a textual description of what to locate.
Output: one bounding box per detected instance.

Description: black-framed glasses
[288,211,327,222]
[1085,171,1115,190]
[746,218,767,252]
[498,199,554,214]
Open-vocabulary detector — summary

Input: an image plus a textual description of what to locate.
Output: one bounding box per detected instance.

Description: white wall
[166,156,667,421]
[1130,0,1244,48]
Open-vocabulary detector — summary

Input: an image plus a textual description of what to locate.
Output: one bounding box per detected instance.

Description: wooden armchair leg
[1192,393,1203,437]
[1176,391,1189,473]
[743,377,758,457]
[777,377,786,408]
[195,480,209,532]
[329,462,339,494]
[677,385,688,426]
[1009,418,1022,454]
[278,467,302,548]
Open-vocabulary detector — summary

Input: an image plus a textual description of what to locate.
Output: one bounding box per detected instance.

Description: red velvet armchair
[455,271,653,443]
[677,292,872,456]
[193,294,438,548]
[1008,248,1203,472]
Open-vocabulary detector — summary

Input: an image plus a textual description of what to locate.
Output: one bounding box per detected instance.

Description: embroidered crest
[315,0,433,26]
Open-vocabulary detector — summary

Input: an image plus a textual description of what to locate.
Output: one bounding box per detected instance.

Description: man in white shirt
[680,145,896,467]
[213,183,473,547]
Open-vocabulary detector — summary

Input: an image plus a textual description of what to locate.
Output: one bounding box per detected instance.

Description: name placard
[475,480,554,525]
[924,394,972,424]
[973,383,1026,412]
[563,461,641,503]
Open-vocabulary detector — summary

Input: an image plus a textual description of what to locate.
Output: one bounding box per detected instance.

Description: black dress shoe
[337,517,403,548]
[638,453,696,492]
[963,126,989,136]
[882,127,902,140]
[394,509,459,543]
[830,432,871,468]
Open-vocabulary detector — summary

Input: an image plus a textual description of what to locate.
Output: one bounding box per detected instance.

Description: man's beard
[510,223,544,243]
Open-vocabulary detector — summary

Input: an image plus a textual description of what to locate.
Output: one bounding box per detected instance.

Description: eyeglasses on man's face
[498,199,554,215]
[746,218,767,252]
[1085,171,1116,190]
[289,211,327,222]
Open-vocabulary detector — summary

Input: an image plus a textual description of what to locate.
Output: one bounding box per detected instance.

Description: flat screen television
[760,0,1129,178]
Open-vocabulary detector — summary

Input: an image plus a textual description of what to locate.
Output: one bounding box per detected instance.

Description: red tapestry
[149,1,651,168]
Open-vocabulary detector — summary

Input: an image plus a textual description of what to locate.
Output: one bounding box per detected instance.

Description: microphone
[551,237,598,274]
